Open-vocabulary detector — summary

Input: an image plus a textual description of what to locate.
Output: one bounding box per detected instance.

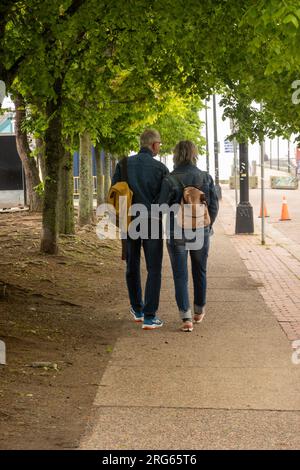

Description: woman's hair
[173,140,198,167]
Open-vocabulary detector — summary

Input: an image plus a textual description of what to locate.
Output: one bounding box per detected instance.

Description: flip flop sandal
[180,321,193,332]
[194,312,206,323]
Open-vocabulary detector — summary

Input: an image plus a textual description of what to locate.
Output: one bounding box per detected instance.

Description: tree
[78,130,93,226]
[58,140,75,235]
[152,94,205,156]
[95,145,105,206]
[14,92,43,211]
[6,0,300,255]
[1,1,89,253]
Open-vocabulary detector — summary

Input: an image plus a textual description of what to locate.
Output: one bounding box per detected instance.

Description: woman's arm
[208,175,219,225]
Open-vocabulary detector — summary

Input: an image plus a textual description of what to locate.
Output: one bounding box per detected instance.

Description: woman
[158,141,219,332]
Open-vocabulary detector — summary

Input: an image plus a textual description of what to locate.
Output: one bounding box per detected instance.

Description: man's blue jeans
[167,227,211,319]
[126,237,163,320]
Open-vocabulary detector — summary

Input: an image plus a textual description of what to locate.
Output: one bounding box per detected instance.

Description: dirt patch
[0,212,126,449]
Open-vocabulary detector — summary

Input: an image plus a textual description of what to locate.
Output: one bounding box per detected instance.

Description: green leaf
[283,14,299,29]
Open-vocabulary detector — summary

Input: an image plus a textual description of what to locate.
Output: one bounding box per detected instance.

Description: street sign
[270,176,298,189]
[224,139,234,153]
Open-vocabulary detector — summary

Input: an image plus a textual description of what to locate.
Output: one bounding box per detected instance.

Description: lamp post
[260,104,265,245]
[212,94,222,200]
[235,142,254,234]
[260,138,265,245]
[230,118,238,207]
[233,138,238,207]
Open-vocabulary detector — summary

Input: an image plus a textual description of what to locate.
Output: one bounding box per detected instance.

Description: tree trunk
[58,144,75,235]
[111,156,117,174]
[89,141,94,217]
[36,137,46,182]
[95,144,105,205]
[104,151,111,198]
[40,82,63,254]
[78,130,93,226]
[14,93,43,211]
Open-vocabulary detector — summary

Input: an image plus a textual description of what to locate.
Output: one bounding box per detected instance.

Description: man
[112,129,169,329]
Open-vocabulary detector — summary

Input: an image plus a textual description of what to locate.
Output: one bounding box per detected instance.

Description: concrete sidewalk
[80,216,300,450]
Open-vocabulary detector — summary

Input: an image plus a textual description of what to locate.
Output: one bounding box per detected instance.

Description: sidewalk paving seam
[104,365,294,370]
[89,405,300,412]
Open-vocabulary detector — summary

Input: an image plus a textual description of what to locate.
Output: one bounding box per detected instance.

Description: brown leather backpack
[169,175,211,229]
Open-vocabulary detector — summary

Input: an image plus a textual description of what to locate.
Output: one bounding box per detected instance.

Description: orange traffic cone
[279,195,291,221]
[258,203,269,218]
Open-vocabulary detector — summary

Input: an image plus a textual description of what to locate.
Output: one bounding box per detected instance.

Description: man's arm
[157,177,173,206]
[111,162,121,185]
[208,175,219,225]
[162,165,169,179]
[153,164,169,204]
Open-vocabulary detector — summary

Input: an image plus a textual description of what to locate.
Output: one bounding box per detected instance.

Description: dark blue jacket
[112,147,169,212]
[158,162,219,226]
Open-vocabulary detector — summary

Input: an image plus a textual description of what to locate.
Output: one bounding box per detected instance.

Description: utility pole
[205,99,210,173]
[235,142,254,234]
[212,94,222,200]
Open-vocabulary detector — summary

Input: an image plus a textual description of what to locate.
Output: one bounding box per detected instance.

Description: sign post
[205,99,210,173]
[213,95,222,200]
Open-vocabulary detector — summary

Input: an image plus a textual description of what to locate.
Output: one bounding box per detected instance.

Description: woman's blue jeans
[167,227,211,320]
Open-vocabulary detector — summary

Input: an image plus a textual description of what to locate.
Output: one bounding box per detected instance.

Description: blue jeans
[126,237,163,320]
[167,227,211,319]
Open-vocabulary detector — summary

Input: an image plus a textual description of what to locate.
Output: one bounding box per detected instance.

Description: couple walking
[112,129,219,332]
